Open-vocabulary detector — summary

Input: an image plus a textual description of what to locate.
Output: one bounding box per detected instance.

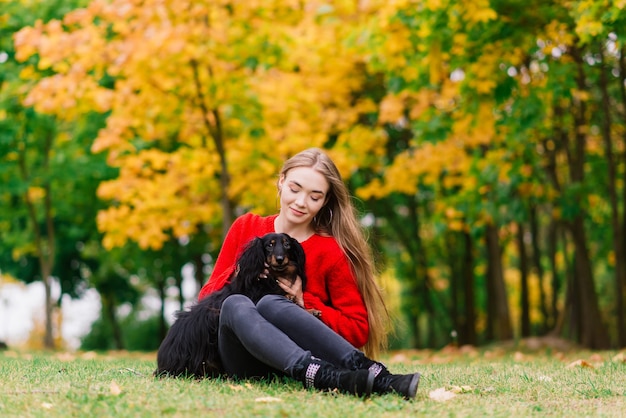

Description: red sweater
[198,213,369,348]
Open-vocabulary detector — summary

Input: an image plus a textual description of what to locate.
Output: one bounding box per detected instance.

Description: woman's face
[278,167,329,228]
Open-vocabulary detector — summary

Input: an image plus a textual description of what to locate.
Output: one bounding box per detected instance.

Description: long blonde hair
[279,148,390,358]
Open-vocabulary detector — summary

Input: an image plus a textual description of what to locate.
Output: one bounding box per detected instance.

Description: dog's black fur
[155,232,306,379]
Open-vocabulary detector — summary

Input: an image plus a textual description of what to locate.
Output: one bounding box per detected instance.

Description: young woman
[198,148,420,398]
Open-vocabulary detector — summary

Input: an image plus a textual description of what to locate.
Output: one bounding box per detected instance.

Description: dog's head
[263,233,300,276]
[235,232,306,290]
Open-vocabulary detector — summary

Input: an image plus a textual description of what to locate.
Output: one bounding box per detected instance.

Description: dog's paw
[307,309,322,318]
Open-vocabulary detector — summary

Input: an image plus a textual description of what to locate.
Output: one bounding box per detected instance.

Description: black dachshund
[155,232,306,379]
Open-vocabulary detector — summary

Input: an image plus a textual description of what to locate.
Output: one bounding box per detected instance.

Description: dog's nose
[275,255,285,264]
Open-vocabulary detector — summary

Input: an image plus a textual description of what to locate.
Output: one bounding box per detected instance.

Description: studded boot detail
[353,354,421,399]
[294,356,375,397]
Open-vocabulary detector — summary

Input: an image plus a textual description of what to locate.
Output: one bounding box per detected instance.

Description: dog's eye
[283,241,291,249]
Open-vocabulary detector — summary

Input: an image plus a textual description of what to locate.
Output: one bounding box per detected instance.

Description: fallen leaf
[538,375,553,382]
[110,380,122,396]
[449,385,473,394]
[55,352,76,362]
[390,352,409,363]
[429,387,457,402]
[81,351,98,360]
[41,402,53,410]
[566,359,594,369]
[255,396,283,403]
[612,352,626,363]
[589,353,603,362]
[459,345,478,355]
[228,384,244,391]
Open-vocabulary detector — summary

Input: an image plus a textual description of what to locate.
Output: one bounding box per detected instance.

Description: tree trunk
[547,220,561,329]
[567,218,611,348]
[553,232,575,339]
[175,270,184,311]
[485,223,513,341]
[529,205,550,331]
[449,233,459,343]
[598,44,625,347]
[376,195,423,347]
[102,294,124,350]
[517,223,531,337]
[461,229,476,345]
[560,46,611,349]
[18,130,57,349]
[157,275,168,343]
[544,101,566,332]
[190,60,235,239]
[617,45,626,347]
[411,199,438,346]
[193,253,205,295]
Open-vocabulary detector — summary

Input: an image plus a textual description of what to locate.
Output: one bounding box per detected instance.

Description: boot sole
[405,373,421,399]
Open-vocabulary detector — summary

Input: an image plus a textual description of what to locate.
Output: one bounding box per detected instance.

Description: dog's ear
[290,237,307,288]
[235,237,266,285]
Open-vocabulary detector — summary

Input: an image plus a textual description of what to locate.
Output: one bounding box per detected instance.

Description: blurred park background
[1,0,626,353]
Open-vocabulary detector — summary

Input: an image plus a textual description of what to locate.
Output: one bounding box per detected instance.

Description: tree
[10,0,626,350]
[0,0,114,348]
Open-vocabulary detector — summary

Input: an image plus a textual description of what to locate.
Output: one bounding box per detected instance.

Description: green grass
[0,348,624,417]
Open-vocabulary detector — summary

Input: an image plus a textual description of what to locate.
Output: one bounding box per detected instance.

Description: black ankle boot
[374,372,421,399]
[356,356,421,399]
[294,356,375,397]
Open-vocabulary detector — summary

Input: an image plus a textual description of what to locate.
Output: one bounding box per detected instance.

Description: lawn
[1,342,624,417]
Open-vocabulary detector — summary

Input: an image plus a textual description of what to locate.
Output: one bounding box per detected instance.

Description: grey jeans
[218,294,361,379]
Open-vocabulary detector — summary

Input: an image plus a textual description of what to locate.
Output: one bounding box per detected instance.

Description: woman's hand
[276,275,304,308]
[259,263,270,279]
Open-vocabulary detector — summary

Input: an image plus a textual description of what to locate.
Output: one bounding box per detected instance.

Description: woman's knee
[221,294,255,319]
[256,294,294,320]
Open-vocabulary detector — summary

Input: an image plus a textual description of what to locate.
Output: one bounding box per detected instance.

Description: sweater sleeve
[302,254,370,349]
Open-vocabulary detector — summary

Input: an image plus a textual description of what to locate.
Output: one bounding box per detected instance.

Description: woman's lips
[290,207,306,216]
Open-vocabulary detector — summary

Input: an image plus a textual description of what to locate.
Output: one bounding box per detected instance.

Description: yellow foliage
[0,272,21,285]
[451,0,497,27]
[96,147,222,249]
[408,90,435,120]
[27,186,45,203]
[11,0,550,251]
[542,20,576,48]
[378,94,405,124]
[426,0,444,11]
[333,125,388,177]
[608,250,615,267]
[448,219,465,232]
[428,41,443,85]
